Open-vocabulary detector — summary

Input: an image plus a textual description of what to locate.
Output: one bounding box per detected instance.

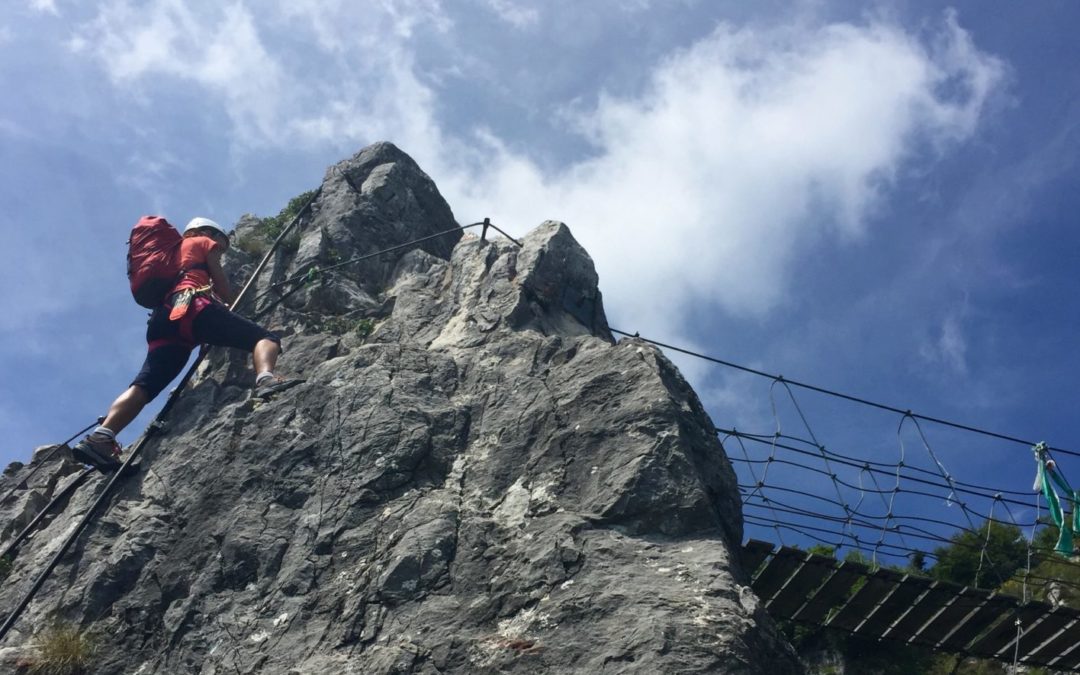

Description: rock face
[0,143,800,674]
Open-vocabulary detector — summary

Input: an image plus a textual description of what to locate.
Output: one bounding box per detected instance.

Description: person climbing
[71,217,302,473]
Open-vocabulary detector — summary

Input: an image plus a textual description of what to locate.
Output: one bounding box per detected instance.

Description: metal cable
[252,221,522,320]
[611,328,1078,458]
[0,468,94,561]
[0,417,103,508]
[0,199,512,642]
[733,428,1035,498]
[722,430,1038,510]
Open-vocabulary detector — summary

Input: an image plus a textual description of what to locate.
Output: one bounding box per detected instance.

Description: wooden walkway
[742,540,1080,671]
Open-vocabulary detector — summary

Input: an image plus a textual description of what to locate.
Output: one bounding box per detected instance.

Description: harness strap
[147,338,176,352]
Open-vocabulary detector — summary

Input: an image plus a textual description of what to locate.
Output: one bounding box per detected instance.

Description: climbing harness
[167,284,213,322]
[1032,442,1080,556]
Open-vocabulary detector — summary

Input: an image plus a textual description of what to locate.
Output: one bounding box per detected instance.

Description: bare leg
[101,385,150,435]
[253,339,282,375]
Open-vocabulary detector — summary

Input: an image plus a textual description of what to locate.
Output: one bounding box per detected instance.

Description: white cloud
[484,0,539,28]
[75,1,285,144]
[616,0,654,11]
[28,0,59,16]
[70,4,1004,364]
[920,313,969,376]
[434,17,1005,333]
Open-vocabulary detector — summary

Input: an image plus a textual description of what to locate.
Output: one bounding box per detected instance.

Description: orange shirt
[172,235,220,294]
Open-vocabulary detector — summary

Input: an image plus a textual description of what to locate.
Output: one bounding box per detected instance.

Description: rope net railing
[610,328,1080,604]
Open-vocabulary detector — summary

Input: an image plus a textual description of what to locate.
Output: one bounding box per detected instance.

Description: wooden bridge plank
[793,560,868,625]
[937,593,1018,652]
[741,540,774,578]
[967,603,1046,658]
[1013,604,1075,663]
[885,581,957,643]
[908,586,989,647]
[1024,607,1080,664]
[752,547,807,602]
[768,554,836,617]
[742,535,1080,670]
[828,567,904,632]
[1051,639,1080,672]
[856,573,934,639]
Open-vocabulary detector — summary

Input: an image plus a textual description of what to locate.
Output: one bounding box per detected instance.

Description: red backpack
[127,216,183,308]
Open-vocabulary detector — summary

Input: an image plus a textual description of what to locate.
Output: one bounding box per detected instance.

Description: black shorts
[131,301,280,400]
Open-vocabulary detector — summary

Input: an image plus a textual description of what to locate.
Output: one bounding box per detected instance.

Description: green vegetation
[317,315,376,339]
[930,521,1027,589]
[25,622,96,675]
[258,189,318,241]
[1001,524,1080,606]
[0,554,11,582]
[234,188,317,256]
[354,318,375,339]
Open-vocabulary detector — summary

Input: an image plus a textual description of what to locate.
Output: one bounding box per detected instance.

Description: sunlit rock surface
[0,143,800,674]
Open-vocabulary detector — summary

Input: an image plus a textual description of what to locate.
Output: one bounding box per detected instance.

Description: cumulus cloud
[484,0,539,28]
[73,1,285,144]
[28,0,59,15]
[438,16,1005,332]
[70,2,1004,366]
[920,313,969,376]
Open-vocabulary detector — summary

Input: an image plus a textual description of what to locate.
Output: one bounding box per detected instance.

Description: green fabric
[1035,444,1078,556]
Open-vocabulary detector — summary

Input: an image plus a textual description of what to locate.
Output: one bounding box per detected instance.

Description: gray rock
[0,143,800,674]
[0,445,83,548]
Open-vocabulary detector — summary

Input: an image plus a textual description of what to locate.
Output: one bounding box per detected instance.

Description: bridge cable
[610,328,1078,459]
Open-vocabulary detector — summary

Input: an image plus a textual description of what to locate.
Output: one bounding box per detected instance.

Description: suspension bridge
[612,329,1080,671]
[0,206,1075,669]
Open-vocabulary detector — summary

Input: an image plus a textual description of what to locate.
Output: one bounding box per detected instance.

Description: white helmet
[185,217,229,240]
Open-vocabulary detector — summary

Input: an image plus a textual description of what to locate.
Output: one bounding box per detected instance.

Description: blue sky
[3,1,1079,559]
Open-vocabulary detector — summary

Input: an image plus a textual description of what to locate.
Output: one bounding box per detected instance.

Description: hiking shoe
[71,434,123,474]
[254,375,304,399]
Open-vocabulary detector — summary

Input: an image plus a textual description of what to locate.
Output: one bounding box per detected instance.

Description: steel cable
[611,328,1078,458]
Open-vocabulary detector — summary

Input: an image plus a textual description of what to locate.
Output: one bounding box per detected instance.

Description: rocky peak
[0,144,799,674]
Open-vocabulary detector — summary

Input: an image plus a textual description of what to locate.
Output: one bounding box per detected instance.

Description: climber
[71,217,302,473]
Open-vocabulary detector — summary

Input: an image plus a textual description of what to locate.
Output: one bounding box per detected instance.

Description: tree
[931,520,1027,589]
